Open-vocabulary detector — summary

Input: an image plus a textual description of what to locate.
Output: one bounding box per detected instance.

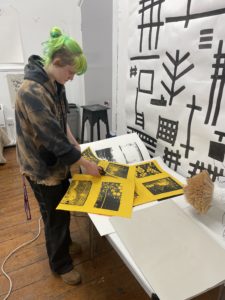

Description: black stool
[81,104,110,143]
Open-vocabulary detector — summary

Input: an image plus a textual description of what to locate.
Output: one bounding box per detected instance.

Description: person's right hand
[83,160,101,176]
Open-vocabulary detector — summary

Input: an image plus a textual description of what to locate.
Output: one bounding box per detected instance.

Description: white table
[89,195,225,300]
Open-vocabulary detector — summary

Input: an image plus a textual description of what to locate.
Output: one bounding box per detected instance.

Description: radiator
[0,104,16,145]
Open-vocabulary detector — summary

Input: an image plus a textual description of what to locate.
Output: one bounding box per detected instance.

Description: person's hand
[83,160,101,177]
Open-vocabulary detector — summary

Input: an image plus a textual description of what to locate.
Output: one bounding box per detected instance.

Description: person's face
[51,62,76,85]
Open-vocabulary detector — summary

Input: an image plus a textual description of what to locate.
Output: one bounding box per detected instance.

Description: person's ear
[52,57,63,67]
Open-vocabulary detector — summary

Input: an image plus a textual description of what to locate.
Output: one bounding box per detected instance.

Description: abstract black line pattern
[134,69,155,129]
[134,88,145,129]
[205,40,225,126]
[188,161,224,182]
[130,65,138,77]
[156,116,179,146]
[199,28,213,49]
[138,70,154,94]
[150,94,167,106]
[165,0,225,29]
[161,50,194,105]
[163,147,181,171]
[138,0,165,51]
[208,141,225,162]
[127,126,157,157]
[130,55,160,61]
[180,95,202,158]
[215,131,225,142]
[208,130,225,162]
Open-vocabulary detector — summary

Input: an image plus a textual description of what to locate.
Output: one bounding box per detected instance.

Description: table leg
[217,284,225,300]
[89,218,95,259]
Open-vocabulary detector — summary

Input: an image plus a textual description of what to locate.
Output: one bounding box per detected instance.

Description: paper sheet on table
[57,174,135,218]
[81,133,151,163]
[184,202,225,249]
[110,201,225,300]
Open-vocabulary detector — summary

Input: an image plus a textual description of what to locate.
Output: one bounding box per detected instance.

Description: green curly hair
[42,27,87,75]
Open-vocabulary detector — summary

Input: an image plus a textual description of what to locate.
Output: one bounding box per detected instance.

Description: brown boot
[70,241,82,255]
[61,269,81,285]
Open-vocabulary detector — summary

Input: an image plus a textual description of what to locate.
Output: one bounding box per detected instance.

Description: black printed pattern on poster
[136,161,162,178]
[143,177,182,195]
[126,0,225,178]
[94,182,122,211]
[61,181,92,206]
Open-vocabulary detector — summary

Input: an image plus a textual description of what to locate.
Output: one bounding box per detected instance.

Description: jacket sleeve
[20,87,81,166]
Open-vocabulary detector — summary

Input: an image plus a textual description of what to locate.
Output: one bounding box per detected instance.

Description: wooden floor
[0,147,221,300]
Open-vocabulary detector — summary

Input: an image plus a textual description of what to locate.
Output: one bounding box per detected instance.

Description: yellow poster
[99,160,136,180]
[133,160,184,206]
[82,146,101,165]
[57,174,135,218]
[64,148,183,213]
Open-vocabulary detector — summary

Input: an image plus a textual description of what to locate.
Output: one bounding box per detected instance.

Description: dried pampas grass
[184,170,214,214]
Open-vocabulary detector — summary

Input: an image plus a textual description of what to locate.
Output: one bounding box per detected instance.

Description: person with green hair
[15,27,100,285]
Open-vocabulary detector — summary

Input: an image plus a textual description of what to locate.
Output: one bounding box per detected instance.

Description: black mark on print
[130,65,138,77]
[199,28,213,49]
[166,0,225,28]
[61,181,92,206]
[143,177,182,195]
[215,131,225,142]
[134,70,155,128]
[134,88,145,129]
[150,94,167,106]
[180,96,202,158]
[138,70,154,94]
[205,40,225,126]
[163,147,181,171]
[161,50,194,105]
[130,54,160,61]
[138,0,165,51]
[209,131,225,162]
[208,141,225,162]
[127,126,157,157]
[94,182,122,211]
[188,161,224,182]
[105,163,129,179]
[156,116,179,146]
[136,161,162,178]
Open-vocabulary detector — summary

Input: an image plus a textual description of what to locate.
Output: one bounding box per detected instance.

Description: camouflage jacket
[15,55,81,185]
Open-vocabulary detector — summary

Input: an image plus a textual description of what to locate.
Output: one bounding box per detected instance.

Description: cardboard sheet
[110,201,225,300]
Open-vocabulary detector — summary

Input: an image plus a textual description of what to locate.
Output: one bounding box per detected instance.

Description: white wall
[0,0,85,142]
[112,0,128,135]
[81,0,113,141]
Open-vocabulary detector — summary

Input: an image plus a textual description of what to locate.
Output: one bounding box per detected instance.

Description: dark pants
[27,178,73,274]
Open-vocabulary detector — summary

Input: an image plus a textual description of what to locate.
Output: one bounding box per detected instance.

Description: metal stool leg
[97,119,100,140]
[81,115,88,143]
